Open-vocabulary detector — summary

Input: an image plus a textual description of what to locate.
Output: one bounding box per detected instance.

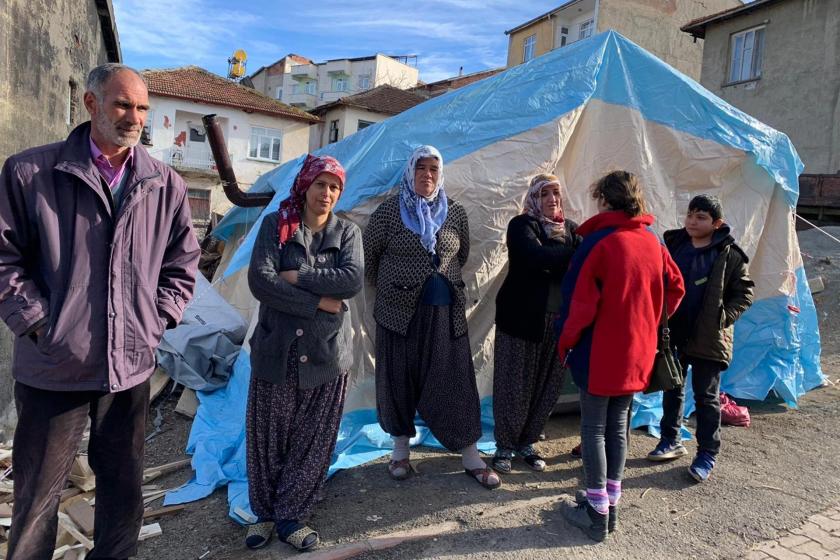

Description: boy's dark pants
[7,380,149,560]
[660,356,722,456]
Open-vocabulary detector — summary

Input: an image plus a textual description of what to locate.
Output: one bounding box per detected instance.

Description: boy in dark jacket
[646,195,754,482]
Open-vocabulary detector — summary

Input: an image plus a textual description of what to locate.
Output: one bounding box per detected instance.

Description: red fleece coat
[557,211,684,396]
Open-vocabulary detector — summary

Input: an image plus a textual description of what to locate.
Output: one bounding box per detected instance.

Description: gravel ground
[136,228,840,560]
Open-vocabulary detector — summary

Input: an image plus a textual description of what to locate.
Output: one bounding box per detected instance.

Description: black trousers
[660,356,722,456]
[7,380,149,560]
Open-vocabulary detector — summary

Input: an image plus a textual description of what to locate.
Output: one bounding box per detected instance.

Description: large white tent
[165,31,823,521]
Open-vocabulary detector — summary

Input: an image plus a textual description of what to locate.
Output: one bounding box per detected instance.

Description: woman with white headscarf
[491,173,580,474]
[363,145,500,490]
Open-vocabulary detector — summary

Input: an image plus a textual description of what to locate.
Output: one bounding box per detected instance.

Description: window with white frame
[357,74,371,90]
[249,127,282,162]
[141,109,154,146]
[275,87,283,99]
[728,26,765,83]
[523,34,536,63]
[305,81,316,95]
[332,76,348,92]
[328,120,339,143]
[357,119,375,131]
[578,18,593,40]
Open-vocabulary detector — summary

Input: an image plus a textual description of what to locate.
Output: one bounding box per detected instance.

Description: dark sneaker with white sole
[646,438,688,462]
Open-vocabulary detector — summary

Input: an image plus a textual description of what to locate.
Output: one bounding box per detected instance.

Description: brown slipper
[464,467,502,489]
[388,458,412,480]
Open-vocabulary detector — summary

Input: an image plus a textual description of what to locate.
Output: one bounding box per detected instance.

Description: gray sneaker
[646,438,688,462]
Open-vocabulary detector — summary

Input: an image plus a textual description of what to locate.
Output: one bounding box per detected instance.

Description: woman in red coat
[556,171,684,541]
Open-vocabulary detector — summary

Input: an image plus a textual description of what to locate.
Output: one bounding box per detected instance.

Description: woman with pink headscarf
[492,173,580,474]
[244,154,363,551]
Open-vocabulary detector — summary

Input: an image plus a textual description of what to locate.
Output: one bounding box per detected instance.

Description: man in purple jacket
[0,63,200,559]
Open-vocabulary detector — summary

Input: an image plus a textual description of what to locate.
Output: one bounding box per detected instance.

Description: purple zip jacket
[0,122,200,392]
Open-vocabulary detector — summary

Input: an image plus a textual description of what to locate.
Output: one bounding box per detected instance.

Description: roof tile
[142,66,320,123]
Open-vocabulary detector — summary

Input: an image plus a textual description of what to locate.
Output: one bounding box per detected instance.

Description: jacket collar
[55,121,163,186]
[576,210,654,236]
[663,224,743,258]
[289,212,342,251]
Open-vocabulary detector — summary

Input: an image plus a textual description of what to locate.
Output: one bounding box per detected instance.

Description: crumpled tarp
[156,275,248,391]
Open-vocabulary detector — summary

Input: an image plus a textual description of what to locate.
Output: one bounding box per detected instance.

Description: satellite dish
[227,49,248,80]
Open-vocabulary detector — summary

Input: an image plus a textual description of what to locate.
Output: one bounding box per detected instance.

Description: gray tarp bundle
[156,275,247,391]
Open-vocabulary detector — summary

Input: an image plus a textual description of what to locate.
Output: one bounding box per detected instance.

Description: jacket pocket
[249,321,283,357]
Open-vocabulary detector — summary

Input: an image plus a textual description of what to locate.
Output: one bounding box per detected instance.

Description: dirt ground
[136,227,840,560]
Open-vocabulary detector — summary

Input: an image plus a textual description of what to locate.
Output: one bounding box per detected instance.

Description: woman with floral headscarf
[363,145,500,490]
[244,154,363,551]
[491,173,580,474]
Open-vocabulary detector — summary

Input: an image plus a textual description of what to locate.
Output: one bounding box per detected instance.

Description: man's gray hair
[85,63,147,99]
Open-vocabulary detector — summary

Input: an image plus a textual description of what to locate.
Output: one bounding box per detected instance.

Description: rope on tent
[796,213,840,247]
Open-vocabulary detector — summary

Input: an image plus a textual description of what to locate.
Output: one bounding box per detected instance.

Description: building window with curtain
[728,26,766,84]
[249,127,283,162]
[523,34,536,62]
[578,18,593,40]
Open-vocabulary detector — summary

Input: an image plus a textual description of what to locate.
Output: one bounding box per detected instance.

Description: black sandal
[523,454,547,472]
[491,455,512,474]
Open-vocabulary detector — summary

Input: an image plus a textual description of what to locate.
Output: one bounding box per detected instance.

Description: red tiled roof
[142,66,319,123]
[682,0,782,39]
[310,85,426,116]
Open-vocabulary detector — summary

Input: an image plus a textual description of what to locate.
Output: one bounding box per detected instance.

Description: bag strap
[658,250,671,347]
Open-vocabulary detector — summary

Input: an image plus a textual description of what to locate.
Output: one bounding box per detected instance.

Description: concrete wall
[507,18,555,67]
[697,0,840,174]
[310,105,388,151]
[597,0,738,80]
[0,0,117,440]
[505,0,739,78]
[0,0,115,167]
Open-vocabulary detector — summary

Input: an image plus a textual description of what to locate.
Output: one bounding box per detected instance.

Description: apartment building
[249,53,420,110]
[504,0,740,80]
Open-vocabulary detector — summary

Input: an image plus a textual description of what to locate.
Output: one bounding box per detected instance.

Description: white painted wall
[145,95,311,187]
[309,105,390,151]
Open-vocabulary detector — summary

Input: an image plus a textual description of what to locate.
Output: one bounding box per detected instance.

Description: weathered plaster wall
[597,0,740,81]
[0,0,116,167]
[698,0,840,174]
[0,0,118,440]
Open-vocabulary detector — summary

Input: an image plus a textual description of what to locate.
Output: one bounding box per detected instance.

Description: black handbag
[644,260,683,394]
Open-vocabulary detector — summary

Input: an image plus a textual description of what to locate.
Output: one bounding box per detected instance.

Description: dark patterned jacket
[363,195,470,338]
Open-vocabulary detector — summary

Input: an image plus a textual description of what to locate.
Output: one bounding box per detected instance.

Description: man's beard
[93,108,141,148]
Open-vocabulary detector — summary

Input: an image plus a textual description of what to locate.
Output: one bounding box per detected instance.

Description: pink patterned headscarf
[524,177,566,239]
[277,154,346,248]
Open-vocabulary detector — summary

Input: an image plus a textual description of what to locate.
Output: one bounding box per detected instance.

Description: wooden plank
[57,512,93,550]
[59,487,82,503]
[149,368,171,403]
[174,388,198,418]
[65,499,95,537]
[144,458,191,478]
[143,504,185,519]
[138,522,162,541]
[0,502,12,518]
[68,456,95,492]
[52,545,72,560]
[305,521,460,560]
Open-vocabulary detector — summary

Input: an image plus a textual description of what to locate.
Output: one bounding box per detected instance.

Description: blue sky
[112,0,561,83]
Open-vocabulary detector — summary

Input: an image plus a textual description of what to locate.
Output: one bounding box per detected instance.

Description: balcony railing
[165,145,221,173]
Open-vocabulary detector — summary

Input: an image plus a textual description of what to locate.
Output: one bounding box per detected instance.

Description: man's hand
[318,297,342,314]
[280,270,299,285]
